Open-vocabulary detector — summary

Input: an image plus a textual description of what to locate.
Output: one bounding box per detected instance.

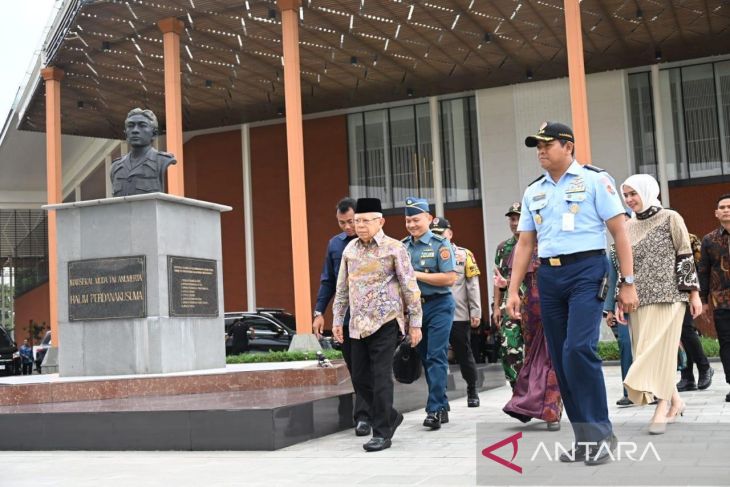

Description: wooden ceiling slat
[17,0,730,138]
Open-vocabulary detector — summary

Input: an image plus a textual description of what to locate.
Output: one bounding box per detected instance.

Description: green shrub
[598,337,720,361]
[597,341,620,361]
[226,349,343,364]
[700,337,720,358]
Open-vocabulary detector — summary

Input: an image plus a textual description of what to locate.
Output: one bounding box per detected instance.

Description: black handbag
[393,335,422,384]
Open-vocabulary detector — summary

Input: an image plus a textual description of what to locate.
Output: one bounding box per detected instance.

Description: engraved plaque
[68,256,147,321]
[168,256,219,317]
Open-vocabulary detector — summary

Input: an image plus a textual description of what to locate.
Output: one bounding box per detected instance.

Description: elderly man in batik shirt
[333,197,423,453]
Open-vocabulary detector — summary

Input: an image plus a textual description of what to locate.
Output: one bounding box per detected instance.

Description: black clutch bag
[393,335,422,384]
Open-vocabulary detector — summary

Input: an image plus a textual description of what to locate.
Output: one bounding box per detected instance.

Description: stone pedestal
[46,193,231,377]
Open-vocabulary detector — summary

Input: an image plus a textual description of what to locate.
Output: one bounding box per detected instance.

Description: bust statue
[110,108,177,197]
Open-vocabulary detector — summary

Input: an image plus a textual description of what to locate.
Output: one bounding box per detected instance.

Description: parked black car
[224,309,296,354]
[224,308,335,354]
[0,326,21,376]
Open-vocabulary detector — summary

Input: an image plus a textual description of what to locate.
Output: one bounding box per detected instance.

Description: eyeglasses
[354,217,380,225]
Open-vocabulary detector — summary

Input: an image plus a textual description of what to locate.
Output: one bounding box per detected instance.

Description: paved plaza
[0,364,727,487]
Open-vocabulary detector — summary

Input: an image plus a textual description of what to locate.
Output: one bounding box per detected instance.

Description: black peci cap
[355,198,382,213]
[429,217,451,234]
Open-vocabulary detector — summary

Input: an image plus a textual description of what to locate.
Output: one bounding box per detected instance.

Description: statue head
[124,108,159,148]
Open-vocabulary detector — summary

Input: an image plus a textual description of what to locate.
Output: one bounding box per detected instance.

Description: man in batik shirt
[333,197,422,452]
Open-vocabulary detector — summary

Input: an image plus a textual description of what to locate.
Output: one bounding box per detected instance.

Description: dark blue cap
[405,197,429,216]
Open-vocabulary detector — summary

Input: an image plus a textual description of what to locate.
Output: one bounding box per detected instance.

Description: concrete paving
[0,364,727,487]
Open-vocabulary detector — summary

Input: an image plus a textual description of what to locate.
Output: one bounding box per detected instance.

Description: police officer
[430,217,482,407]
[403,198,457,429]
[506,122,639,466]
[110,108,176,197]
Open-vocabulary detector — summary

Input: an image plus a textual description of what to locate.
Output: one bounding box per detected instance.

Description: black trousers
[449,321,478,390]
[714,309,730,384]
[350,320,399,438]
[21,363,32,375]
[681,305,710,381]
[341,323,372,422]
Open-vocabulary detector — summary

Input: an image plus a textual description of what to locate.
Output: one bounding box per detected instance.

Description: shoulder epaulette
[528,174,545,187]
[584,164,605,173]
[401,236,410,243]
[158,151,175,159]
[111,155,123,163]
[431,234,445,242]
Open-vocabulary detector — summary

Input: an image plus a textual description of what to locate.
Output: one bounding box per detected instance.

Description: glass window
[628,73,657,177]
[681,64,722,177]
[347,97,481,207]
[716,61,730,174]
[629,61,730,181]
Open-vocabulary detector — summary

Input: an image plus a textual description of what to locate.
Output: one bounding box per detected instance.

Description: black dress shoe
[616,396,633,407]
[467,391,480,407]
[584,434,617,466]
[725,391,730,403]
[390,412,404,438]
[423,412,441,430]
[559,444,587,463]
[363,437,391,452]
[439,409,449,424]
[698,368,714,390]
[355,420,371,437]
[676,378,697,392]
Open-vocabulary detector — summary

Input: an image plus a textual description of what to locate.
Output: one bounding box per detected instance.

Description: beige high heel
[667,402,686,424]
[648,422,667,435]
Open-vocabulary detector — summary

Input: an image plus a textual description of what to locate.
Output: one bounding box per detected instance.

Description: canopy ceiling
[17,0,730,139]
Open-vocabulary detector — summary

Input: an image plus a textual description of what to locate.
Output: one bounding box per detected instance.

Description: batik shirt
[698,227,730,310]
[333,229,422,338]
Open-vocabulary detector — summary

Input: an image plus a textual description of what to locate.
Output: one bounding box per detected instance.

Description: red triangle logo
[481,431,523,474]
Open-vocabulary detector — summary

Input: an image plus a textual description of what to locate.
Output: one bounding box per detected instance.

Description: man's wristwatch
[619,275,635,286]
[313,310,323,318]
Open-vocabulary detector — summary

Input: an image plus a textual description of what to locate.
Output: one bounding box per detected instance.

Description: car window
[269,312,296,331]
[0,328,13,348]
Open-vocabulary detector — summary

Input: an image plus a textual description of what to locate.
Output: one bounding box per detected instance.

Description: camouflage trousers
[498,298,524,387]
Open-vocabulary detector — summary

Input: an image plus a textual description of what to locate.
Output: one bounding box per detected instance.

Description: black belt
[540,249,605,267]
[421,293,448,304]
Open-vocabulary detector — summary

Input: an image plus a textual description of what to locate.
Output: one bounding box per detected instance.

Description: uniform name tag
[562,213,575,232]
[532,193,546,201]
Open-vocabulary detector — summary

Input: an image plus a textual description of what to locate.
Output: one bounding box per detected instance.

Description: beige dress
[623,208,699,405]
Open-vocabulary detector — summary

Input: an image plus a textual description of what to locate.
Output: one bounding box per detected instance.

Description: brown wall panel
[13,283,50,344]
[669,182,730,237]
[183,130,247,312]
[249,115,350,318]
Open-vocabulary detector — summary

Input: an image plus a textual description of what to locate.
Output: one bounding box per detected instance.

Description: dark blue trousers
[537,254,613,442]
[417,294,455,413]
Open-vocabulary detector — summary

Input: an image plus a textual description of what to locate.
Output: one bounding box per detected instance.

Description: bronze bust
[110,108,177,197]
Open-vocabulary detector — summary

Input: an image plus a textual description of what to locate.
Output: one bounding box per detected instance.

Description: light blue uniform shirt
[517,160,625,258]
[403,230,456,296]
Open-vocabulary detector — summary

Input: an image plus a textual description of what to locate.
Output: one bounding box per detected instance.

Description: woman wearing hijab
[618,174,702,434]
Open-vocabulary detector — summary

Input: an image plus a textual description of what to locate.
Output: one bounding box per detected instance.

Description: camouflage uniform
[494,235,525,386]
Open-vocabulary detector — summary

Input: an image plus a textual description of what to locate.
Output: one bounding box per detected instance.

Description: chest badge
[570,203,580,214]
[535,214,543,225]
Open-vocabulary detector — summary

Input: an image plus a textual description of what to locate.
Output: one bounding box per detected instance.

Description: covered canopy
[15,0,730,139]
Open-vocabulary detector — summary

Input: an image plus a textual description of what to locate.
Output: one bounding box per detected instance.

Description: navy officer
[506,122,639,466]
[402,197,457,429]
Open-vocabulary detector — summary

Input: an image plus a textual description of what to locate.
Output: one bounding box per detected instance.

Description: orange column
[41,67,64,346]
[278,0,312,335]
[563,0,592,164]
[158,18,185,196]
